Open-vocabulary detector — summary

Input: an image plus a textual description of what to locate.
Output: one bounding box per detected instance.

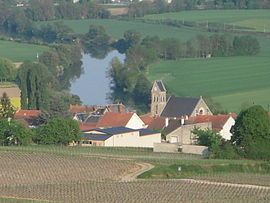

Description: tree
[192,128,222,149]
[0,119,33,146]
[133,74,152,112]
[230,105,270,158]
[233,35,260,56]
[0,92,15,119]
[35,118,80,145]
[17,62,50,110]
[0,58,16,81]
[83,25,110,59]
[123,30,141,48]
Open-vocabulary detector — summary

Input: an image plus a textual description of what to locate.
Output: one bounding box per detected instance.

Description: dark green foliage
[0,119,33,146]
[35,118,80,145]
[17,61,50,110]
[0,93,15,119]
[133,74,152,112]
[126,45,158,70]
[0,58,16,81]
[113,30,141,53]
[231,105,270,159]
[83,25,111,59]
[233,35,260,55]
[192,128,222,149]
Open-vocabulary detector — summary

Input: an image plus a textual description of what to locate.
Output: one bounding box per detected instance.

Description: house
[14,110,41,128]
[160,96,212,118]
[0,86,21,110]
[188,114,235,140]
[96,112,145,129]
[150,80,212,119]
[164,119,211,144]
[81,127,161,148]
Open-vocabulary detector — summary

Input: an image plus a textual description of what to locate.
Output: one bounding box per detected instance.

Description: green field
[0,40,49,62]
[147,55,270,112]
[38,19,207,41]
[144,9,270,32]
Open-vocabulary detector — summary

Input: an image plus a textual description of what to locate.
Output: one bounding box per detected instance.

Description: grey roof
[161,96,200,118]
[84,115,102,123]
[94,126,137,135]
[139,129,158,136]
[82,133,111,141]
[156,80,166,92]
[163,119,182,135]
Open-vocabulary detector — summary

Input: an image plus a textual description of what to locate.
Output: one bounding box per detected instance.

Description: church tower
[151,80,167,116]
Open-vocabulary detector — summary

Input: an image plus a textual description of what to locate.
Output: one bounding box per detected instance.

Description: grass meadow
[38,19,208,41]
[0,40,49,62]
[143,9,270,32]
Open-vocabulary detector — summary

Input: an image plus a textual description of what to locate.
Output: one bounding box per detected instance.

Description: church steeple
[151,80,167,116]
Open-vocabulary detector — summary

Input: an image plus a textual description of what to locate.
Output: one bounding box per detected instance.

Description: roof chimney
[181,116,185,125]
[165,117,169,127]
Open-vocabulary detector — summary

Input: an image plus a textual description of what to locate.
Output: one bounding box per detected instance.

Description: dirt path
[120,162,154,182]
[171,179,270,190]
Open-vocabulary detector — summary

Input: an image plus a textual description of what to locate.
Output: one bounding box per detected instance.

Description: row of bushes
[0,118,80,146]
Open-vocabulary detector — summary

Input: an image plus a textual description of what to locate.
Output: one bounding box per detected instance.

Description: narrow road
[121,162,154,182]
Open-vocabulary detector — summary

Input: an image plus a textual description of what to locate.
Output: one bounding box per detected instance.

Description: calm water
[70,50,125,105]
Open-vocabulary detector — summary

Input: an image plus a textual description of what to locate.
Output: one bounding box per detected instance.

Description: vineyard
[0,147,269,202]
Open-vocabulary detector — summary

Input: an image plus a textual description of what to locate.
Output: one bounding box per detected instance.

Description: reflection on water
[70,50,125,105]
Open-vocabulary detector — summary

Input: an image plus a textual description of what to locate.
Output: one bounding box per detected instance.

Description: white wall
[126,113,145,129]
[105,131,161,148]
[219,116,235,140]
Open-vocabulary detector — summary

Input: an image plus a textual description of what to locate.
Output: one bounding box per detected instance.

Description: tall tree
[17,62,50,110]
[0,92,15,119]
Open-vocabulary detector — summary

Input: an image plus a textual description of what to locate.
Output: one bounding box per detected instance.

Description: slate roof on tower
[156,80,166,92]
[160,96,200,118]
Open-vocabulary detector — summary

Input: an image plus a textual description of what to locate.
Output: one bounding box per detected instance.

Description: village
[0,80,237,156]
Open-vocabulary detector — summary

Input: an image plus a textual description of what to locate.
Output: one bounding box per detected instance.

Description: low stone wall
[153,143,179,153]
[181,145,208,156]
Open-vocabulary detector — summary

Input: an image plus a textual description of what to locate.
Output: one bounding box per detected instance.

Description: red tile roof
[147,116,166,131]
[188,114,233,132]
[79,123,97,132]
[96,112,134,128]
[69,105,95,114]
[140,114,154,126]
[14,110,41,119]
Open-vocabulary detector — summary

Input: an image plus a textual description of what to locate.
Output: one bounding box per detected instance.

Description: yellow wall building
[0,86,21,110]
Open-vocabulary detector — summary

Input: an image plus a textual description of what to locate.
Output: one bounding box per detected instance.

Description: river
[70,50,125,105]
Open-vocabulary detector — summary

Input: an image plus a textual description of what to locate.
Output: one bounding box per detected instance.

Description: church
[151,80,212,118]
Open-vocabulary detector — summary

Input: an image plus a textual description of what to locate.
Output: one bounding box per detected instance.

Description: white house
[188,114,236,140]
[81,127,161,148]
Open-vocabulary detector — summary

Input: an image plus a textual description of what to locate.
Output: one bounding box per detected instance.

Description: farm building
[188,114,236,140]
[14,109,41,128]
[80,127,161,148]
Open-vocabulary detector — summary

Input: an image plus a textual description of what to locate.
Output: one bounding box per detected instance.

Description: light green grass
[144,9,270,32]
[0,40,49,62]
[37,19,207,41]
[147,55,270,112]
